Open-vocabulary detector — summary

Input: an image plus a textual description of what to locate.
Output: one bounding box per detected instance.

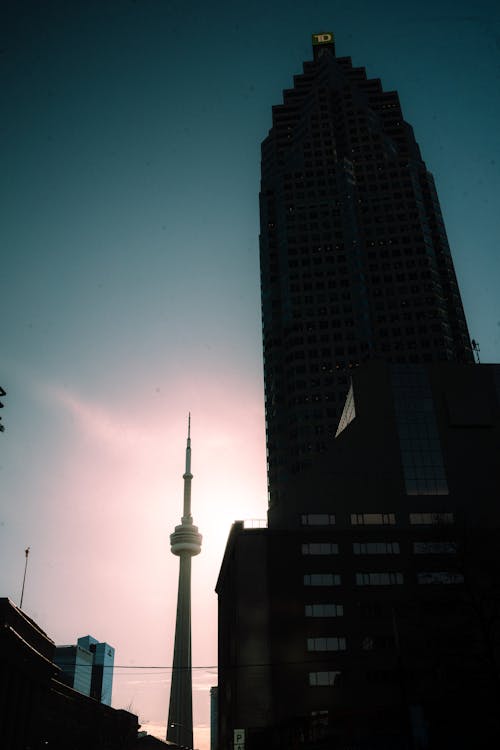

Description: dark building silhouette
[217,33,498,750]
[259,32,472,517]
[217,361,500,749]
[0,598,138,749]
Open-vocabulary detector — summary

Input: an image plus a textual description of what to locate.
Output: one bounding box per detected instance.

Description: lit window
[309,671,341,686]
[413,541,457,554]
[351,513,396,526]
[304,573,341,586]
[417,571,464,585]
[301,514,336,526]
[353,542,400,554]
[302,543,339,555]
[305,603,344,617]
[307,637,346,652]
[409,512,454,525]
[355,572,403,585]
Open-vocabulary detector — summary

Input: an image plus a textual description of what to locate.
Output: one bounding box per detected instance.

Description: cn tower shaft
[167,416,202,749]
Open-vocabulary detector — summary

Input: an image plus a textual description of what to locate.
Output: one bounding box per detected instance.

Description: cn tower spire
[167,415,202,749]
[183,413,192,521]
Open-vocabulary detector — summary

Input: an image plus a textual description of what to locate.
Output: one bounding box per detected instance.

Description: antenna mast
[20,547,30,610]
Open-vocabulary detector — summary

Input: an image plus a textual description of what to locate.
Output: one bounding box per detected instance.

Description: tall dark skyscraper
[259,32,472,514]
[216,34,499,750]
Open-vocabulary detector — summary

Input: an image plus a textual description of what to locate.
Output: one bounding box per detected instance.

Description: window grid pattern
[304,573,341,586]
[392,366,448,495]
[356,572,404,586]
[409,512,454,525]
[413,541,457,554]
[351,513,396,526]
[353,542,400,554]
[417,571,464,585]
[307,637,347,652]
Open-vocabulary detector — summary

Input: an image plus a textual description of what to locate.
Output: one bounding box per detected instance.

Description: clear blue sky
[1,0,499,744]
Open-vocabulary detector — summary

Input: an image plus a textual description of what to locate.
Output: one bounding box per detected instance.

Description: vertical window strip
[391,365,448,496]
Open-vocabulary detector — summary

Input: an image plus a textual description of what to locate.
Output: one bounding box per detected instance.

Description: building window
[309,671,341,686]
[301,513,336,526]
[305,603,344,617]
[391,365,448,495]
[353,542,400,554]
[351,513,396,526]
[409,512,454,525]
[417,571,464,585]
[302,543,339,555]
[355,572,403,586]
[413,541,457,554]
[304,573,341,586]
[307,637,346,652]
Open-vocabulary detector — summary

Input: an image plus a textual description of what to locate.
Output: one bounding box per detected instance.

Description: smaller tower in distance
[167,415,202,749]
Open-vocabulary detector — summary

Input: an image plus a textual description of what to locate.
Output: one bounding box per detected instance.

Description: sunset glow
[1,2,499,748]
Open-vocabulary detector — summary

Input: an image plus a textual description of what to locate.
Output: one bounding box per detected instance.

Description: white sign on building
[234,728,245,750]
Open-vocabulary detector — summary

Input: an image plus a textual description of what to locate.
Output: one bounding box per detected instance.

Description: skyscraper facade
[259,32,472,515]
[78,635,115,706]
[167,417,202,749]
[216,33,497,750]
[54,634,115,705]
[54,643,93,697]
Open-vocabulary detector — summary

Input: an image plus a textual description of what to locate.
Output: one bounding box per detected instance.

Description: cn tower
[167,415,202,749]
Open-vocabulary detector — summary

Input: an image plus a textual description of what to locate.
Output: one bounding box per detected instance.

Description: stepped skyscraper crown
[259,32,473,515]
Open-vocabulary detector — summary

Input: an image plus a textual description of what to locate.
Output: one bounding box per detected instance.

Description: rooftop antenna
[20,547,30,610]
[471,339,481,364]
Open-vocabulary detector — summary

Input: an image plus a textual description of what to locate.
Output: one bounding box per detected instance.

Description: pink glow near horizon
[17,370,268,750]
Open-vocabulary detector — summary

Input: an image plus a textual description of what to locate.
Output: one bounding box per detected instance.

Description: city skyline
[1,1,499,747]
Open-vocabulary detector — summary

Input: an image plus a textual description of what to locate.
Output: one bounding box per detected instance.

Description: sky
[1,0,499,746]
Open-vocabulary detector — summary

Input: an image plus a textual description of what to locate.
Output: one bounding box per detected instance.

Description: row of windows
[300,512,455,526]
[307,637,346,652]
[309,666,437,689]
[351,513,395,526]
[304,574,341,586]
[353,542,400,555]
[356,572,403,586]
[304,571,463,587]
[303,541,455,555]
[305,603,344,617]
[309,671,341,686]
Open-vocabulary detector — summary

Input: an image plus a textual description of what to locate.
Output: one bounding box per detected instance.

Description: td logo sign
[312,32,334,45]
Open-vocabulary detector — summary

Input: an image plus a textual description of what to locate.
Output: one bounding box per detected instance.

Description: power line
[56,658,347,671]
